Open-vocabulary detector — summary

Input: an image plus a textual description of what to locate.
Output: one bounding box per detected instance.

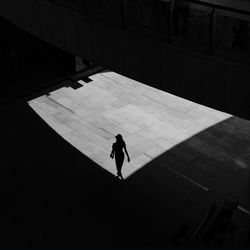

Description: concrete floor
[0,69,249,247]
[28,71,231,180]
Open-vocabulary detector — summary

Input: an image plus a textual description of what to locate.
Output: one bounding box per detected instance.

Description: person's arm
[110,144,114,159]
[124,142,130,162]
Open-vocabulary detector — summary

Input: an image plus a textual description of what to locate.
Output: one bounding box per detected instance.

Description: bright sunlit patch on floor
[28,71,232,179]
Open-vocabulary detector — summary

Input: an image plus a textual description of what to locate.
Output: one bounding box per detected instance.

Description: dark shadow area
[0,101,143,246]
[0,93,249,247]
[0,17,75,105]
[122,115,250,245]
[68,66,105,82]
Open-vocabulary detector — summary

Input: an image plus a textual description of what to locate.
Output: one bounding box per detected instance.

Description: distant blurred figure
[172,0,190,37]
[232,20,248,52]
[110,134,130,180]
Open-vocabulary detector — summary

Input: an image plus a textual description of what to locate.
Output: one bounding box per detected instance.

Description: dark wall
[0,0,250,119]
[0,16,75,83]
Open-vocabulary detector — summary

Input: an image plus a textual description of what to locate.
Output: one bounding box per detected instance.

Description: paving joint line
[166,166,249,215]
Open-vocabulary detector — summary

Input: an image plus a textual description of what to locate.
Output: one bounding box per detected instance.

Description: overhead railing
[190,0,250,55]
[45,0,250,60]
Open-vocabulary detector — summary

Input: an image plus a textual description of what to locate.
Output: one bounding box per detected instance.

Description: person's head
[115,134,123,142]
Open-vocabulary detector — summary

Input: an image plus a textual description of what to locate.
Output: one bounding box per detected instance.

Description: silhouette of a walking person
[110,134,130,180]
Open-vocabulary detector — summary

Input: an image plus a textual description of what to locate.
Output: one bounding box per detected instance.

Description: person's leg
[116,166,124,180]
[115,155,124,180]
[118,170,124,180]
